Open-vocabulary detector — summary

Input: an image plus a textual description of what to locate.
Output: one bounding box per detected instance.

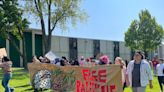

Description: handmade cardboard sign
[0,48,7,58]
[45,51,57,61]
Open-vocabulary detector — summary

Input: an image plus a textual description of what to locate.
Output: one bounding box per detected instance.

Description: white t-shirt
[156,63,164,76]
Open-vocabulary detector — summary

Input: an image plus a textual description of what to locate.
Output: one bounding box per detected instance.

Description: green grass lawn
[0,68,51,92]
[0,68,162,92]
[124,76,161,92]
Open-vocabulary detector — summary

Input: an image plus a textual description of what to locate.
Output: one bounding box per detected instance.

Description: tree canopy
[24,0,88,54]
[0,0,29,68]
[125,9,164,54]
[0,0,29,40]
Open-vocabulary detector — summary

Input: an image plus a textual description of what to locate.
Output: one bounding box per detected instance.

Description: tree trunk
[47,33,52,52]
[35,0,47,55]
[144,50,148,59]
[22,37,28,69]
[42,34,46,55]
[40,16,47,54]
[8,34,28,69]
[46,0,52,53]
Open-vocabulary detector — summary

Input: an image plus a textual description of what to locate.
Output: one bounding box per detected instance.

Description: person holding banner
[32,56,41,63]
[79,56,87,66]
[0,56,2,63]
[99,55,110,65]
[115,57,127,90]
[126,51,153,92]
[0,57,14,92]
[61,56,70,66]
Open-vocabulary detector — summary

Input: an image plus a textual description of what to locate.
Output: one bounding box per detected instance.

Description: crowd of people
[32,53,112,67]
[0,50,164,92]
[31,51,164,92]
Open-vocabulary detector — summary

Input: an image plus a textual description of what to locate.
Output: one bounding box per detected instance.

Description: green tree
[24,0,87,54]
[0,0,29,68]
[125,9,164,58]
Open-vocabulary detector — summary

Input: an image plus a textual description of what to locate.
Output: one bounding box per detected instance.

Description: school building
[0,28,163,67]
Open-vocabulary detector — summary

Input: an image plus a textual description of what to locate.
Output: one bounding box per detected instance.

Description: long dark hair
[99,61,106,65]
[2,56,10,62]
[135,51,144,59]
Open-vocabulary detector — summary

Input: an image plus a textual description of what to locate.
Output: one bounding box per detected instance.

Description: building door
[113,41,119,60]
[35,34,43,57]
[69,38,78,60]
[24,32,32,64]
[93,40,100,56]
[9,37,20,67]
[0,38,6,48]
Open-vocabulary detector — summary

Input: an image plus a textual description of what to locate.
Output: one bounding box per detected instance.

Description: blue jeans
[2,73,12,92]
[132,87,146,92]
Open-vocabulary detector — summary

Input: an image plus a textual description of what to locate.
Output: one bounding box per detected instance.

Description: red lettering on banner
[106,85,109,92]
[101,86,105,92]
[81,83,85,92]
[76,80,81,92]
[110,85,116,92]
[89,82,92,91]
[82,69,107,82]
[85,82,89,92]
[76,69,117,92]
[95,83,100,89]
[99,70,107,83]
[82,69,90,80]
[92,70,98,81]
[76,80,116,92]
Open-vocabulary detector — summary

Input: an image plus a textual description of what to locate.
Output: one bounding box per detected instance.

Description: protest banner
[28,63,122,92]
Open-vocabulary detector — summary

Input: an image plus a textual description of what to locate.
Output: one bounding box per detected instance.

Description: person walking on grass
[126,51,153,92]
[0,56,14,92]
[114,57,127,91]
[156,58,164,92]
[152,55,159,76]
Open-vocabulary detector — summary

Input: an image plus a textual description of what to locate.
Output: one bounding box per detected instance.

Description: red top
[152,59,159,67]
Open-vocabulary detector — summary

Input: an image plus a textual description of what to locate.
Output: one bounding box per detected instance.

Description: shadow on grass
[0,68,30,80]
[14,84,34,92]
[12,68,29,73]
[14,84,31,88]
[21,88,33,92]
[22,88,50,92]
[12,74,29,80]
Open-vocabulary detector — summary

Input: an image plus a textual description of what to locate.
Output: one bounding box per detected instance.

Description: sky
[29,0,164,41]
